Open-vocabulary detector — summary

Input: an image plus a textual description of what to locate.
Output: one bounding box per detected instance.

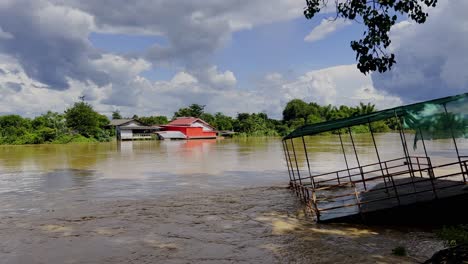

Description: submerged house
[157,117,217,140]
[110,119,161,140]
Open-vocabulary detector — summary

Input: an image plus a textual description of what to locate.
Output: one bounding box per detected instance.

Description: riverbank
[0,186,444,263]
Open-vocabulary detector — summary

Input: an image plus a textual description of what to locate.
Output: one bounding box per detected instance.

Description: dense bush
[0,102,112,145]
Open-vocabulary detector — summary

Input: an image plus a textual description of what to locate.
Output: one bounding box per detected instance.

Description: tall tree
[304,0,437,74]
[173,104,205,119]
[64,102,102,138]
[112,110,122,120]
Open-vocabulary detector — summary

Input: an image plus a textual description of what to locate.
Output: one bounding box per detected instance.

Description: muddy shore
[0,186,444,263]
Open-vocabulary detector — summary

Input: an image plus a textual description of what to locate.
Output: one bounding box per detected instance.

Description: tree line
[0,99,393,145]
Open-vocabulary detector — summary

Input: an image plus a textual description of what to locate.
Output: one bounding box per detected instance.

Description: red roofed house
[159,117,217,140]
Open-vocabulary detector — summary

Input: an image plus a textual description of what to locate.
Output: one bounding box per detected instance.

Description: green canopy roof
[283,93,468,140]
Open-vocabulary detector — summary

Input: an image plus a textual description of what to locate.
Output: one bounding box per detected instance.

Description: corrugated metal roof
[110,119,136,126]
[156,131,187,139]
[167,117,215,129]
[120,126,162,130]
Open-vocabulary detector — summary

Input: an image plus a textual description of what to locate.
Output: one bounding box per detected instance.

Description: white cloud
[191,66,237,89]
[304,17,351,43]
[171,72,198,85]
[0,0,108,90]
[0,0,404,119]
[1,57,402,119]
[372,0,468,101]
[0,26,13,39]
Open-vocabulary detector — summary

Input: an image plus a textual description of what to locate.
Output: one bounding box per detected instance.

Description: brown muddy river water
[1,135,462,263]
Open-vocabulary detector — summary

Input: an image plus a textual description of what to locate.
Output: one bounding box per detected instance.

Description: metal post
[384,161,401,205]
[301,136,316,189]
[443,103,466,183]
[419,128,429,159]
[396,114,417,191]
[291,139,307,201]
[418,128,435,179]
[400,117,416,177]
[393,111,418,194]
[368,119,388,192]
[348,127,366,190]
[338,132,352,183]
[282,140,293,185]
[284,140,299,195]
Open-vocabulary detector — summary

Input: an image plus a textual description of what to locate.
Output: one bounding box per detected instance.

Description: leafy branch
[304,0,437,74]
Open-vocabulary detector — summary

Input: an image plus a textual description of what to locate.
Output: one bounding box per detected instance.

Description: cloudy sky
[0,0,466,119]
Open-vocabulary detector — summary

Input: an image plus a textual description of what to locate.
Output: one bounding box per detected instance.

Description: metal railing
[287,155,467,222]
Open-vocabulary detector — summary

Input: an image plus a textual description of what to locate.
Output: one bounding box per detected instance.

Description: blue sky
[0,0,466,118]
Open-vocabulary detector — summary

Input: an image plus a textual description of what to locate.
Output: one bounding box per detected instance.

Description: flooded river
[0,136,455,263]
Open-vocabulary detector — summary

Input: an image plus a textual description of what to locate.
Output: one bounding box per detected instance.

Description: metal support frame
[282,141,293,185]
[368,119,389,192]
[443,103,466,183]
[291,138,307,201]
[301,136,315,189]
[348,127,366,190]
[338,132,352,183]
[284,140,299,195]
[394,111,417,192]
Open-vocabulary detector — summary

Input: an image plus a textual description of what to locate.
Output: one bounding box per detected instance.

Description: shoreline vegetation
[0,99,396,145]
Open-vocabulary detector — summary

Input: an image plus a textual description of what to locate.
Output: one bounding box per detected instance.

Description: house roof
[166,117,215,129]
[120,125,161,130]
[110,119,136,126]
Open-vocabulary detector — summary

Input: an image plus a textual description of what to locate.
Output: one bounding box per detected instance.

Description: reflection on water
[0,138,287,214]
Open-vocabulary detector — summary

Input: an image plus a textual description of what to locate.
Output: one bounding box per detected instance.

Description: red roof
[166,117,215,129]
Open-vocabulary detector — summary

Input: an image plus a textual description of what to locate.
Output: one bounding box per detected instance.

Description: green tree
[304,0,437,74]
[112,110,122,119]
[137,116,169,125]
[283,99,310,122]
[174,104,205,118]
[64,102,102,138]
[0,115,32,144]
[212,112,234,131]
[31,111,67,142]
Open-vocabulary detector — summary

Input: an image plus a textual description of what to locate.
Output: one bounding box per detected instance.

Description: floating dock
[282,93,468,224]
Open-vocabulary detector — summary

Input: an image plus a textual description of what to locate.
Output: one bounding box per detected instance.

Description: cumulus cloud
[256,65,402,117]
[0,0,303,105]
[304,17,351,43]
[190,66,237,89]
[95,54,152,107]
[372,0,468,101]
[59,0,304,67]
[0,0,404,119]
[0,55,108,116]
[0,0,109,90]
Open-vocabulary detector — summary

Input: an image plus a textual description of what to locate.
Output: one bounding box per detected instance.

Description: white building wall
[192,121,213,131]
[120,130,133,139]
